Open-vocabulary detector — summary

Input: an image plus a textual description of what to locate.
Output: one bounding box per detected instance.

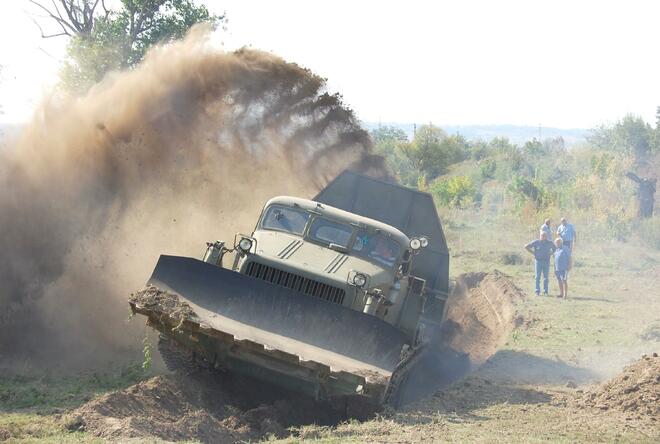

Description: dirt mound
[444,270,525,364]
[65,372,349,443]
[575,353,659,416]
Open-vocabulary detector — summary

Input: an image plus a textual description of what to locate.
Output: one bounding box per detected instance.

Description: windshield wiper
[328,243,348,253]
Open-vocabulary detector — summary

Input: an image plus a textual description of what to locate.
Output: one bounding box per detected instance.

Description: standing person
[554,238,571,298]
[557,217,576,270]
[540,218,552,239]
[557,217,576,250]
[524,231,556,296]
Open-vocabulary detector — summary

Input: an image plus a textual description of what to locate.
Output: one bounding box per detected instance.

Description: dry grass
[1,214,658,443]
[278,214,660,443]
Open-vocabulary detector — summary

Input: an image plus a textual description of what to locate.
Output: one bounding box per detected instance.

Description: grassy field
[0,364,149,442]
[1,213,658,443]
[276,212,660,443]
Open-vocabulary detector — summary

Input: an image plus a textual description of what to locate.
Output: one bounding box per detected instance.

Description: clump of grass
[0,363,149,411]
[500,252,523,265]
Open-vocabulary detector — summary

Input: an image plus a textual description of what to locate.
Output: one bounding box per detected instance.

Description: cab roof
[262,196,410,247]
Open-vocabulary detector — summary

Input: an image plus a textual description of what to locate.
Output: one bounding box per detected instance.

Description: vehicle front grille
[244,261,346,305]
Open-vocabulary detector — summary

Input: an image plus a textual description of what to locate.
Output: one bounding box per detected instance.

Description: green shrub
[431,175,478,208]
[507,175,557,209]
[500,252,523,265]
[479,159,497,180]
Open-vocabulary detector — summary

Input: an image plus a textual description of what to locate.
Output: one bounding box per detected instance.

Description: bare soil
[444,270,526,364]
[63,371,349,443]
[574,353,659,417]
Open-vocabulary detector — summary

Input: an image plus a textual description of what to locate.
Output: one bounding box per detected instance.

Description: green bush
[507,175,556,209]
[431,176,478,208]
[479,159,497,180]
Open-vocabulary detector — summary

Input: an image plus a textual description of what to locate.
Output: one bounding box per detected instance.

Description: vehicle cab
[231,196,426,332]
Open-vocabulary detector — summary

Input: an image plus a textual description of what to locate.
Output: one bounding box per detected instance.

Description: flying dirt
[0,26,388,368]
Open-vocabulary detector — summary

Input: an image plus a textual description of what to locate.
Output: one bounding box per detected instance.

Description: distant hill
[363,121,589,147]
[1,121,589,149]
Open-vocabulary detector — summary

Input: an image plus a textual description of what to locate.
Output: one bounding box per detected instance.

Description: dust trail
[0,26,388,368]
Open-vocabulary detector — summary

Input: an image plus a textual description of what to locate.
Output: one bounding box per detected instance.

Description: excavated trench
[68,270,525,443]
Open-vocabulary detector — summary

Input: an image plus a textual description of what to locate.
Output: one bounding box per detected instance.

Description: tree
[28,0,102,38]
[441,133,470,165]
[370,126,416,185]
[399,124,449,180]
[522,138,544,157]
[588,114,655,164]
[370,126,408,157]
[489,136,516,153]
[29,0,222,92]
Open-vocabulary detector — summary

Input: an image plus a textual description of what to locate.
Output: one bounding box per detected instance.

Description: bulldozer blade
[135,255,410,402]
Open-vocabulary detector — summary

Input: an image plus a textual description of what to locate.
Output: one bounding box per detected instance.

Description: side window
[351,230,401,267]
[261,206,310,235]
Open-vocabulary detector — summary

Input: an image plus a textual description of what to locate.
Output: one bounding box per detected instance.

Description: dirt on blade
[575,353,659,416]
[443,270,526,365]
[130,286,198,323]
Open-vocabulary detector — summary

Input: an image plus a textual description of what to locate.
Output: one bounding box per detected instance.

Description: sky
[1,0,659,128]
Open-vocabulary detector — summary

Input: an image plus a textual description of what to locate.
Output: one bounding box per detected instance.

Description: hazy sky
[1,0,659,128]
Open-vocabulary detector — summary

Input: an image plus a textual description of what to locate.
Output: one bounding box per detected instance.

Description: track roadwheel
[157,334,198,374]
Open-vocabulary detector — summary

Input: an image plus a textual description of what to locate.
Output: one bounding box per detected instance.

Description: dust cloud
[0,26,388,368]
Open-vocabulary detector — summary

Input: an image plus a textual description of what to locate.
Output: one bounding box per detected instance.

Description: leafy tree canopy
[370,125,408,144]
[399,124,458,180]
[588,114,656,163]
[31,0,222,93]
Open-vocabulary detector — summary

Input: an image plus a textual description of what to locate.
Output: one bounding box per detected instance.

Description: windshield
[308,217,353,248]
[261,205,310,235]
[352,230,401,267]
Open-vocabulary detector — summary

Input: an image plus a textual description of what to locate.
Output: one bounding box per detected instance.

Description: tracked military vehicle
[130,171,452,407]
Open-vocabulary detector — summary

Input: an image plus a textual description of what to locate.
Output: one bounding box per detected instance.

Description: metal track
[157,334,198,374]
[382,345,427,408]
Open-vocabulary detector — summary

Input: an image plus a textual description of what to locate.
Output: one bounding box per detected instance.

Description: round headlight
[410,238,422,250]
[419,236,429,248]
[353,273,367,287]
[238,237,253,252]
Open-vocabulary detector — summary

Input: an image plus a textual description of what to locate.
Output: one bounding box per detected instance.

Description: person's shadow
[569,295,617,303]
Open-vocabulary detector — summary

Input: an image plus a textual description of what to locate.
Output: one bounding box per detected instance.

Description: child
[553,238,571,298]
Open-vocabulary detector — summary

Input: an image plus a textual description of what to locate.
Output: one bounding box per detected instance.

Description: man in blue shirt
[554,237,571,298]
[557,217,576,250]
[540,218,552,239]
[524,231,556,296]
